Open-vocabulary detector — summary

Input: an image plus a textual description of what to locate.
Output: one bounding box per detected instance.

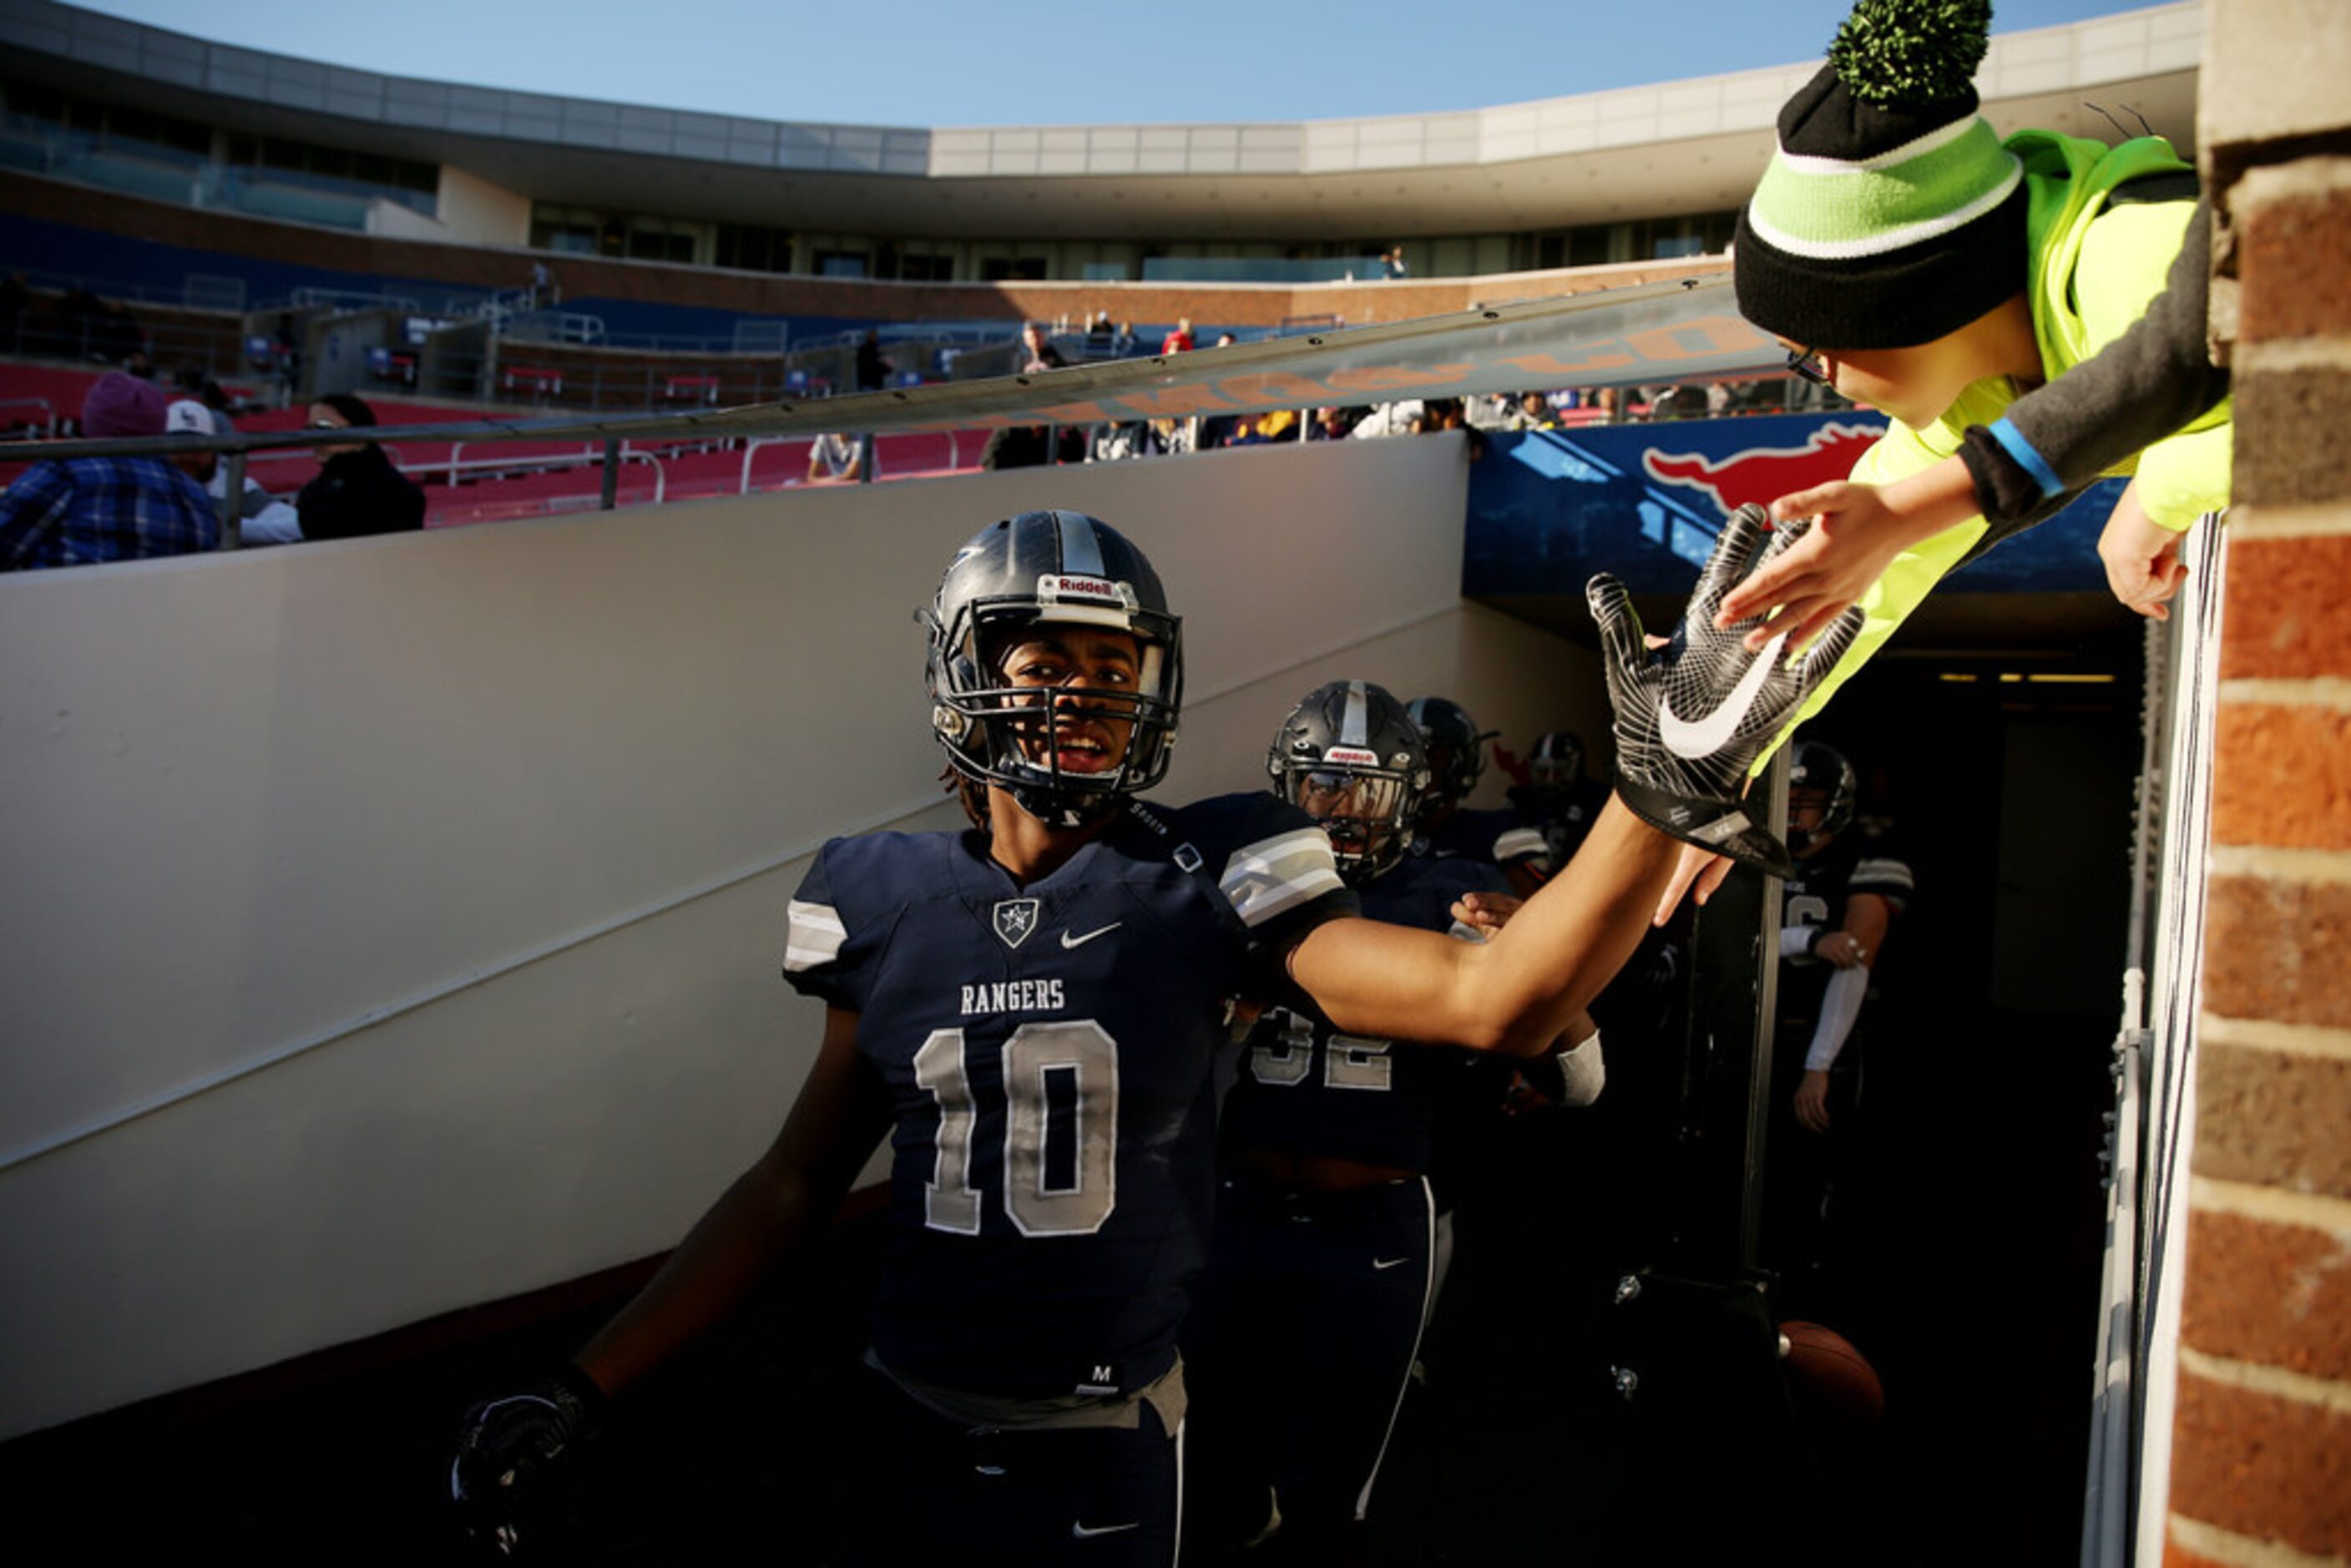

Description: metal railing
[0,396,60,437]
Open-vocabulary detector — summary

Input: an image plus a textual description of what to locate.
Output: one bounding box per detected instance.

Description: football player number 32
[913,1020,1118,1237]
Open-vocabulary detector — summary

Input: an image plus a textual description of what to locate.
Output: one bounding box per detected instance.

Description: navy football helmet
[1404,695,1497,816]
[1787,740,1857,849]
[1268,680,1431,883]
[1529,731,1585,786]
[922,510,1182,827]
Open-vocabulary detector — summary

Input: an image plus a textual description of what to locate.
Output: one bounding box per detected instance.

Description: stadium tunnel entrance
[1456,422,2149,1562]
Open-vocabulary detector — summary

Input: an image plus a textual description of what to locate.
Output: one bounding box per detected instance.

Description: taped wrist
[1614,771,1793,879]
[1554,1030,1605,1107]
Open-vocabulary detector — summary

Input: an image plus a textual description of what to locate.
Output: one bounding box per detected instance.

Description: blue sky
[78,0,2153,127]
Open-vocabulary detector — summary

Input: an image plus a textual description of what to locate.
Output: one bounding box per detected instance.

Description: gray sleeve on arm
[1958,196,2230,534]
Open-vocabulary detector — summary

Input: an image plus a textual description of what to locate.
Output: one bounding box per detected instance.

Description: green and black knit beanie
[1734,0,2028,351]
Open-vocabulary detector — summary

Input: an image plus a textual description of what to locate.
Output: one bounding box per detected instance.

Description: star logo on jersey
[992,898,1042,948]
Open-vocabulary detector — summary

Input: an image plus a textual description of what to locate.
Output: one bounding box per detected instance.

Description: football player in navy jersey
[1186,680,1603,1563]
[1508,729,1613,873]
[1765,741,1911,1312]
[1403,695,1550,893]
[451,507,1859,1565]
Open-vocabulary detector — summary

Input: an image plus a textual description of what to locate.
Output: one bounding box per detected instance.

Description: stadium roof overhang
[4,0,2201,241]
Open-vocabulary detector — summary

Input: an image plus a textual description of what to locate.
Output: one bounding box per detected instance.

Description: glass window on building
[979,255,1049,282]
[626,225,697,264]
[715,222,796,274]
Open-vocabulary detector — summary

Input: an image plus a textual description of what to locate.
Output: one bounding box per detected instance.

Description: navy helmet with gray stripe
[1267,680,1431,883]
[1403,695,1497,814]
[922,510,1183,827]
[1788,740,1858,847]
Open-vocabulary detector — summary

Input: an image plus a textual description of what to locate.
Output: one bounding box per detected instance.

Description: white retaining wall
[0,432,1600,1436]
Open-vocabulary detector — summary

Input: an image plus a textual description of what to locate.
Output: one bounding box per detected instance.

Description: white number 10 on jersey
[913,1020,1120,1237]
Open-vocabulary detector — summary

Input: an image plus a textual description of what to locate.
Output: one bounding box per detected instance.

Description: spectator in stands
[978,423,1053,470]
[2,372,218,571]
[1508,391,1556,432]
[529,260,553,311]
[164,399,301,546]
[1016,322,1064,376]
[295,393,426,541]
[1381,245,1410,280]
[1160,316,1196,355]
[807,432,870,483]
[1349,400,1420,439]
[855,330,894,393]
[1087,420,1161,463]
[1311,405,1364,441]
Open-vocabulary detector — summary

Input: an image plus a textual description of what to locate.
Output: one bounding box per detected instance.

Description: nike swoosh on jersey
[1658,631,1788,760]
[1061,922,1122,949]
[1073,1520,1140,1538]
[1373,1256,1411,1270]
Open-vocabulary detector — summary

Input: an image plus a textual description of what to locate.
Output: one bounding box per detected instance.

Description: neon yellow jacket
[1783,132,2231,739]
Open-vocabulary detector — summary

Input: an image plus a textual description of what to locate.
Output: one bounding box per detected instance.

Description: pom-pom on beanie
[1734,0,2028,351]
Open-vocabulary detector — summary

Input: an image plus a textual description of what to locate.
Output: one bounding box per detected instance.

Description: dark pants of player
[1181,1174,1434,1561]
[1763,1032,1866,1321]
[857,1364,1183,1567]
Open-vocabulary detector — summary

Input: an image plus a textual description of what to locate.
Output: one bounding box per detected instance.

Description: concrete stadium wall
[0,432,1592,1438]
[0,167,1726,332]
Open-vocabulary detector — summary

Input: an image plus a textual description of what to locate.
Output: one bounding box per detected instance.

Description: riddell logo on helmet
[1641,422,1883,517]
[1322,746,1381,766]
[1040,574,1126,604]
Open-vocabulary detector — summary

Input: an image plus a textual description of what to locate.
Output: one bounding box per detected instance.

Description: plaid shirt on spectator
[1,457,220,572]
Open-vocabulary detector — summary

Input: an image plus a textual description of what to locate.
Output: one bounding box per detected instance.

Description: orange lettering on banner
[1107,385,1238,419]
[1625,316,1768,363]
[1496,348,1637,378]
[1036,402,1115,424]
[1211,372,1338,407]
[1324,363,1477,395]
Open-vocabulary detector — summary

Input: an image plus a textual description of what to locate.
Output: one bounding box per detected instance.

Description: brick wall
[2170,3,2351,1565]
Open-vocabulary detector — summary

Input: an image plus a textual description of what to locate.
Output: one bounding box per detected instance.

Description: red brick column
[2168,5,2351,1560]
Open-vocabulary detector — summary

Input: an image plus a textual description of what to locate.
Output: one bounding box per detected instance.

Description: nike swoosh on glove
[1586,504,1863,878]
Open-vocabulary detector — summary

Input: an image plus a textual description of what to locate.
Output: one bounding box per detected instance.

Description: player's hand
[1589,506,1864,878]
[1450,890,1522,936]
[1793,1070,1833,1134]
[2096,480,2190,620]
[1653,842,1734,925]
[1708,483,1907,651]
[1813,931,1868,969]
[1717,456,1987,650]
[450,1365,607,1553]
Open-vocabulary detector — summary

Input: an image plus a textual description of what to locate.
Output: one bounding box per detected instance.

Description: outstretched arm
[577,1004,888,1395]
[1294,507,1860,1057]
[1289,798,1676,1055]
[453,1006,887,1528]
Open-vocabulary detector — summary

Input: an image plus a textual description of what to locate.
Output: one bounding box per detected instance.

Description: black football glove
[1587,505,1863,878]
[450,1363,607,1553]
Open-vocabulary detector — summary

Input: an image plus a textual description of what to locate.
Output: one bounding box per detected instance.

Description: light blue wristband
[1987,416,2065,499]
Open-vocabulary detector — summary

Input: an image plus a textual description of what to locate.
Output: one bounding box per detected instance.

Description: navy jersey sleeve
[1198,793,1361,956]
[781,837,891,1011]
[1846,831,1914,913]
